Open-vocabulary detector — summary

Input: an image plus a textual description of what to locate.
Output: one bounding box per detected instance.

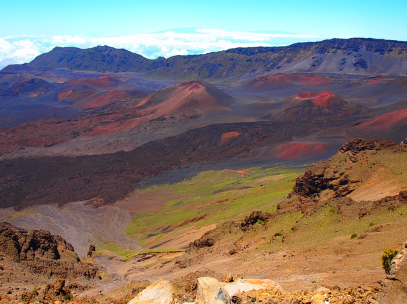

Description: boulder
[311,293,325,304]
[127,279,174,304]
[195,277,230,304]
[222,278,282,297]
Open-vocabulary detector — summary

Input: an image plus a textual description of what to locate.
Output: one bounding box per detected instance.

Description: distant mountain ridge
[6,38,407,79]
[26,45,150,73]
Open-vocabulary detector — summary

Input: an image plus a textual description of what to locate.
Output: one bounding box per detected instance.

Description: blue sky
[1,0,407,68]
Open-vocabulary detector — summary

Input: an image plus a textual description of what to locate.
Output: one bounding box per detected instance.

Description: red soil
[248,73,331,90]
[275,142,330,159]
[86,117,148,136]
[81,91,131,108]
[0,109,144,151]
[359,108,407,131]
[57,89,99,105]
[219,132,241,146]
[57,89,74,101]
[249,74,294,90]
[65,75,122,89]
[293,74,332,86]
[295,91,345,108]
[180,81,204,91]
[0,81,233,151]
[365,77,393,85]
[137,81,233,117]
[225,169,251,174]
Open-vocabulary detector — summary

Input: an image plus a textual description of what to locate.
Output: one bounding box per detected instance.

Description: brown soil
[112,195,407,295]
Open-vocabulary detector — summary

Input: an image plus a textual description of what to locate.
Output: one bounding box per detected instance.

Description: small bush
[351,233,358,239]
[256,219,265,225]
[382,249,399,275]
[62,292,73,301]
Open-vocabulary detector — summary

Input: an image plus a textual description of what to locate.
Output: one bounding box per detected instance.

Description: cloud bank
[0,29,325,69]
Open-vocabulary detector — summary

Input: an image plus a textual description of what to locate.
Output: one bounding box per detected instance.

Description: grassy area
[94,241,186,260]
[258,203,407,253]
[124,166,305,247]
[2,208,39,221]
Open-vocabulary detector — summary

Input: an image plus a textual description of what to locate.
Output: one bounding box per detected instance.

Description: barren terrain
[1,39,407,303]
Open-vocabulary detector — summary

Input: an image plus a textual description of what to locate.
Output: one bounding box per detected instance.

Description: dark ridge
[2,38,406,79]
[0,121,297,209]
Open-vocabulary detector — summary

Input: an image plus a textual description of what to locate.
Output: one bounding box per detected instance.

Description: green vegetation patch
[125,166,305,247]
[94,241,186,260]
[3,207,39,221]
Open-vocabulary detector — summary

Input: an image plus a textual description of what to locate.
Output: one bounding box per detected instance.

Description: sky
[1,0,407,69]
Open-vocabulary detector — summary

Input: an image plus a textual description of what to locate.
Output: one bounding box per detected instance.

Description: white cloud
[0,29,326,69]
[0,38,42,69]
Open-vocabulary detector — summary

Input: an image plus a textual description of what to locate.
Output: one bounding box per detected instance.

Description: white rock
[222,278,282,296]
[127,279,174,304]
[196,277,231,304]
[315,286,330,294]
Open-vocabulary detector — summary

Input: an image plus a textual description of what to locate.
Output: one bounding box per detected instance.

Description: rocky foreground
[121,239,407,304]
[125,276,382,304]
[1,224,406,303]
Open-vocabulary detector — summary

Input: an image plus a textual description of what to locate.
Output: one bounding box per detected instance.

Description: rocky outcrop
[19,278,76,303]
[0,222,100,279]
[291,160,359,201]
[291,138,406,202]
[87,244,96,258]
[240,211,272,231]
[127,279,174,304]
[188,237,215,252]
[338,138,400,162]
[339,138,400,154]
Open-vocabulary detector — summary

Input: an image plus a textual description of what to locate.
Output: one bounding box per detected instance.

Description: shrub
[381,249,399,275]
[256,219,265,225]
[62,292,73,301]
[351,233,358,239]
